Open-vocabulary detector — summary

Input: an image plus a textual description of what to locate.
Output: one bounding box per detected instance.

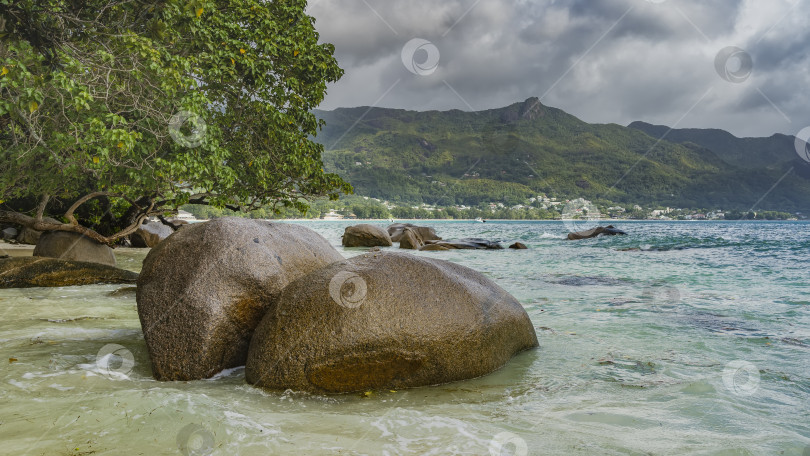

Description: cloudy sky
[307,0,809,138]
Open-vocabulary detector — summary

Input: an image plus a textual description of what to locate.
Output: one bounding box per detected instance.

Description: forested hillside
[314,98,810,211]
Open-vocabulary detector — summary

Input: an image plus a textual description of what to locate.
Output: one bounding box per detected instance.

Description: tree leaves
[1,0,351,234]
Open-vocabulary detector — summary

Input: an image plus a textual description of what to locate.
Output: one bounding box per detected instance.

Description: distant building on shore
[148,209,199,223]
[321,210,345,220]
[175,210,197,222]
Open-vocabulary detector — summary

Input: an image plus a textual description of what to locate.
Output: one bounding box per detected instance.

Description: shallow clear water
[1,221,809,455]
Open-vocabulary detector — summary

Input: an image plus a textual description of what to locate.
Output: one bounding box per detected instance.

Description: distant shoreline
[268,218,805,223]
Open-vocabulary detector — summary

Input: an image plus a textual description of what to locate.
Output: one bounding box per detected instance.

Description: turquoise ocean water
[1,220,808,455]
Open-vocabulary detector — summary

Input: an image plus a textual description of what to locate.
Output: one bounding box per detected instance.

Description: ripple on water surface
[1,221,809,455]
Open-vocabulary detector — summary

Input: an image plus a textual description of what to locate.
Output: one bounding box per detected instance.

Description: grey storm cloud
[308,0,810,137]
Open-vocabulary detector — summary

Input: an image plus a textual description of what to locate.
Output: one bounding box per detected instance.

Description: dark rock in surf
[342,224,393,247]
[0,256,138,288]
[387,223,441,243]
[131,220,175,248]
[420,238,504,250]
[567,225,627,240]
[398,228,425,250]
[33,231,117,266]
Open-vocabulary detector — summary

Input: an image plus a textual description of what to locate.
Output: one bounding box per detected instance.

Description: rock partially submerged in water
[387,223,441,243]
[0,257,138,288]
[136,218,344,381]
[131,220,174,248]
[1,227,18,240]
[419,238,504,250]
[567,225,627,240]
[389,224,441,250]
[341,224,392,247]
[33,231,117,266]
[245,252,538,393]
[16,217,61,245]
[509,242,528,249]
[398,227,425,250]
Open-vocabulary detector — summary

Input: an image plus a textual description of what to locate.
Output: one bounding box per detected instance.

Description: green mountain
[314,98,810,211]
[627,121,797,170]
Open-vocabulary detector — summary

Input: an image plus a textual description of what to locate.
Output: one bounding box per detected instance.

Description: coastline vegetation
[182,195,798,221]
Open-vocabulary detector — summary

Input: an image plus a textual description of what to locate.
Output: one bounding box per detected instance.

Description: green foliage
[0,0,351,234]
[724,210,792,220]
[316,98,810,212]
[350,202,390,219]
[183,194,392,220]
[628,121,798,170]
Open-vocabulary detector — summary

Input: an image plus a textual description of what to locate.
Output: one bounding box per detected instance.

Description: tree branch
[35,194,50,221]
[64,191,121,225]
[105,200,158,242]
[1,209,111,244]
[157,214,181,230]
[0,194,162,246]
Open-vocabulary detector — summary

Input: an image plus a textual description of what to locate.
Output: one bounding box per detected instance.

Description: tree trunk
[0,193,160,246]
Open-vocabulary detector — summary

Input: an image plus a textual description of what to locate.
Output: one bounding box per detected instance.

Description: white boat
[475,217,484,223]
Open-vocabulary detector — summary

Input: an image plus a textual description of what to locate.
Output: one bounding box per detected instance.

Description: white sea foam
[47,383,74,391]
[207,366,245,380]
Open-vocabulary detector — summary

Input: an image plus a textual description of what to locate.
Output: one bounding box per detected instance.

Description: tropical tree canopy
[0,0,351,243]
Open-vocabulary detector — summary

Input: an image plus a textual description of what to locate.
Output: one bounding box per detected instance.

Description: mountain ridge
[627,121,797,170]
[313,98,810,211]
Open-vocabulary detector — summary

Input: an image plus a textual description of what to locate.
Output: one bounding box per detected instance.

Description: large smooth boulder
[245,252,538,393]
[388,223,441,243]
[136,218,344,381]
[419,238,503,250]
[567,225,627,240]
[398,227,424,250]
[16,217,61,245]
[33,231,116,266]
[0,257,138,288]
[130,220,174,248]
[341,224,392,247]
